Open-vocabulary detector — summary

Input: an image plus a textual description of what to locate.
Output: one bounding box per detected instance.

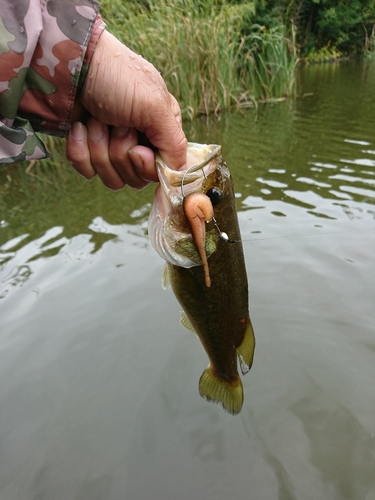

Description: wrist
[76,15,106,98]
[80,30,129,126]
[72,15,106,124]
[84,15,106,65]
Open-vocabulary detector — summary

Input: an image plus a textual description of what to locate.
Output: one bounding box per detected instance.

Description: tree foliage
[256,0,375,56]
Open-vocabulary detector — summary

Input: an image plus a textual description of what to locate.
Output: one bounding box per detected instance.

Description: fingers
[86,119,126,190]
[109,127,152,188]
[142,93,188,172]
[67,119,125,190]
[170,92,183,129]
[146,119,187,172]
[66,122,96,179]
[158,93,187,172]
[66,119,157,190]
[127,146,159,183]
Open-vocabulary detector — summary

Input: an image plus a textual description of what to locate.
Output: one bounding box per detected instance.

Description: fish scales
[149,143,255,414]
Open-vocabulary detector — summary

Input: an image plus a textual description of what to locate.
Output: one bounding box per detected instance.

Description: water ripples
[0,218,149,300]
[220,62,375,224]
[1,60,375,500]
[1,60,375,293]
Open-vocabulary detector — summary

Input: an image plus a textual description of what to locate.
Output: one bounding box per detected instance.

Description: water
[1,60,375,500]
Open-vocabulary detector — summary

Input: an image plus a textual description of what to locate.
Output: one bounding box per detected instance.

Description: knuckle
[103,178,126,191]
[132,180,149,190]
[84,170,96,180]
[66,148,90,165]
[109,150,124,165]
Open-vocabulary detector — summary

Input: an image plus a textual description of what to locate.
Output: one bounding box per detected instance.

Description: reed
[100,0,297,118]
[242,23,298,101]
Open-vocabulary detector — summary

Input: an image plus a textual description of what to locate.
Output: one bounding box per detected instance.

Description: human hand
[66,30,187,190]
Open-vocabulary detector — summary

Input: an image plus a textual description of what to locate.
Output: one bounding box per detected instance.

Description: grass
[100,0,298,118]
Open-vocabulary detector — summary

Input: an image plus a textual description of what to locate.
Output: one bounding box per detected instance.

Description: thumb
[157,125,188,172]
[144,95,187,171]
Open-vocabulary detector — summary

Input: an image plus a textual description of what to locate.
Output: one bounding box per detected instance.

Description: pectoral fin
[161,263,170,290]
[236,319,255,375]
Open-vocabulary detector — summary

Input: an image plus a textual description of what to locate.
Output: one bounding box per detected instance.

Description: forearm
[0,0,105,165]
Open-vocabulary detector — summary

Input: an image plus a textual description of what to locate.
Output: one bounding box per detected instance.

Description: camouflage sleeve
[0,0,105,165]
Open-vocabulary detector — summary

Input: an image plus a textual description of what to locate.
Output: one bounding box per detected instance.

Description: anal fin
[236,319,255,375]
[180,311,197,336]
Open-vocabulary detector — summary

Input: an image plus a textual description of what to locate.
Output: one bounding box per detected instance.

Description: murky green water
[1,60,375,500]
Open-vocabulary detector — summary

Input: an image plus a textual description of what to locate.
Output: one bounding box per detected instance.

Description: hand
[66,30,187,190]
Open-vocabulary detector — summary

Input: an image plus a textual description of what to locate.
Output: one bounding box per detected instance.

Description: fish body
[149,143,255,414]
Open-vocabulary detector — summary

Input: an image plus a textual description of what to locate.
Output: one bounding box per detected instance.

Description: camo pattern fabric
[0,0,104,165]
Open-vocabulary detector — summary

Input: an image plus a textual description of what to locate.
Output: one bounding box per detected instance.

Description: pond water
[1,60,375,500]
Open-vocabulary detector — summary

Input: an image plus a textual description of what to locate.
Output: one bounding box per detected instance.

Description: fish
[149,143,255,415]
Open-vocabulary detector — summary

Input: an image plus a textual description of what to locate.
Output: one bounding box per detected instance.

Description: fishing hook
[211,216,239,244]
[180,163,207,199]
[181,163,239,244]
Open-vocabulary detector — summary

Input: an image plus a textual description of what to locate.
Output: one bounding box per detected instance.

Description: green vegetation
[282,0,375,59]
[100,0,297,119]
[97,0,375,116]
[110,0,375,58]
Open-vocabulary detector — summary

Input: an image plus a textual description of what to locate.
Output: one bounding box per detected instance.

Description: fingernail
[128,150,144,171]
[88,120,104,141]
[112,126,129,139]
[70,122,85,141]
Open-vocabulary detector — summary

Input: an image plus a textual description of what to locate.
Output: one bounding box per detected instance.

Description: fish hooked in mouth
[149,142,255,414]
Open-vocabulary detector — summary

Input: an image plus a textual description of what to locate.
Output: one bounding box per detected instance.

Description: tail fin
[199,367,243,415]
[236,319,255,375]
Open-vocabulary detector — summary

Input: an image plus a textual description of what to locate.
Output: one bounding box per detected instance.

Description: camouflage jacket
[0,0,105,165]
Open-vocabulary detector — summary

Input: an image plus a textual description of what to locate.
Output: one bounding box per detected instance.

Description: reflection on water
[189,62,375,224]
[1,60,375,500]
[0,218,149,301]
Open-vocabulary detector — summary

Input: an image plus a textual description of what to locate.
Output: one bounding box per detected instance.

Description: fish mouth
[149,143,225,269]
[155,143,222,194]
[178,143,221,178]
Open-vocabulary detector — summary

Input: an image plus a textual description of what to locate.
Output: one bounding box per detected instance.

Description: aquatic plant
[240,23,298,101]
[303,42,342,64]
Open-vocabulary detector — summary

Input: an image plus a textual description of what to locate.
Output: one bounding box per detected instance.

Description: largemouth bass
[149,143,255,415]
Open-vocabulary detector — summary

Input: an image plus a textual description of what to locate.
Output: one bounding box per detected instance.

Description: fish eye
[206,187,223,206]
